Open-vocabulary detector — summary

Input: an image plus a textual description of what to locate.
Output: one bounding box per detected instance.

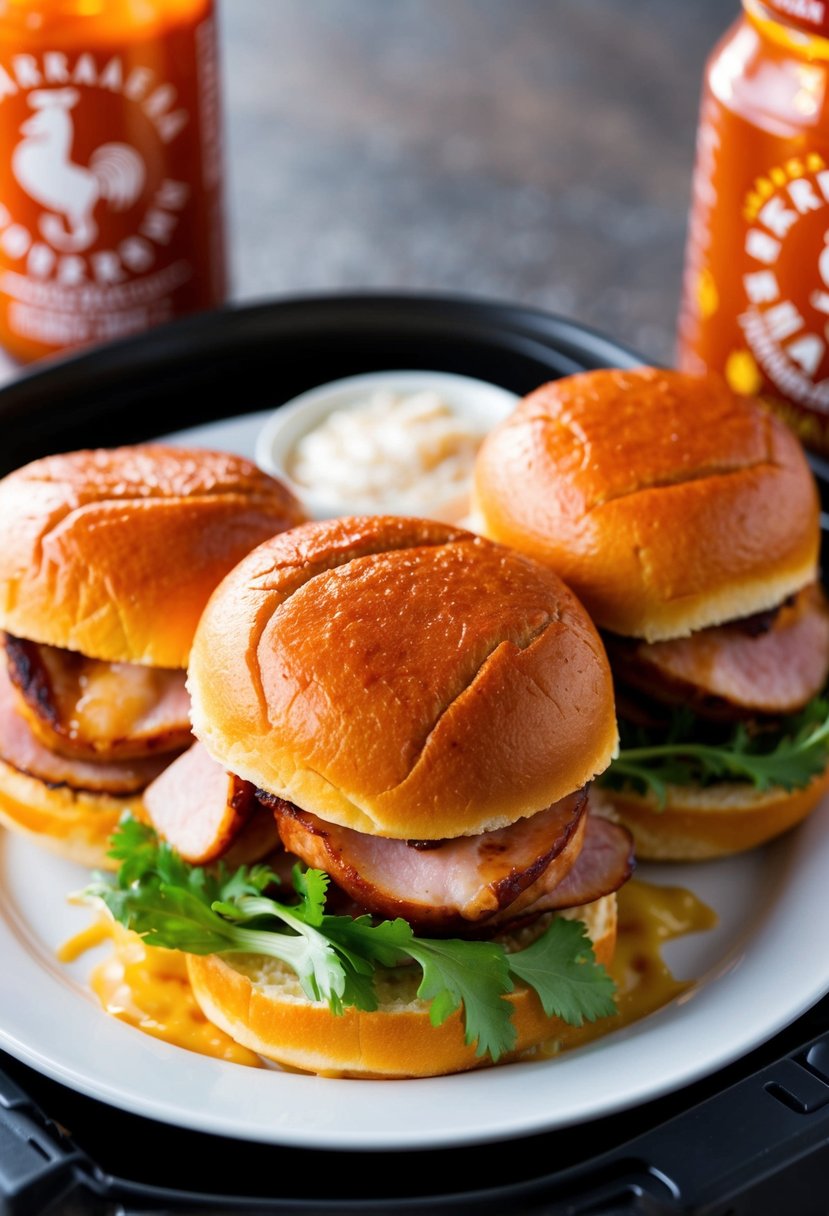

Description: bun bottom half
[598,769,829,861]
[0,757,144,868]
[186,896,617,1079]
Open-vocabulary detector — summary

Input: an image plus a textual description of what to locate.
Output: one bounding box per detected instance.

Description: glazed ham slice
[266,788,588,932]
[143,741,260,864]
[607,583,829,716]
[486,814,634,929]
[4,633,193,760]
[0,656,170,794]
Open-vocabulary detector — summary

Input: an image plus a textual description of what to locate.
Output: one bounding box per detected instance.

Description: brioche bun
[0,445,305,667]
[473,368,820,642]
[188,515,619,840]
[594,768,829,861]
[186,896,616,1078]
[0,444,303,864]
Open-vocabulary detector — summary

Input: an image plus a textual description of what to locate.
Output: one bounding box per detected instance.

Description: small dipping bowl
[254,369,520,524]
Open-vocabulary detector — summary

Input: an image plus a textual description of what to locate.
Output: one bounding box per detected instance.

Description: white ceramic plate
[1,409,828,1151]
[3,814,828,1150]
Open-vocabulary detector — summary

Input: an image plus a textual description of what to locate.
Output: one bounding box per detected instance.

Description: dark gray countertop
[220,0,736,368]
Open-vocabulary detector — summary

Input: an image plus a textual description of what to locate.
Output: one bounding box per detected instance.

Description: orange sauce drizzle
[60,876,715,1069]
[540,877,718,1057]
[58,918,262,1067]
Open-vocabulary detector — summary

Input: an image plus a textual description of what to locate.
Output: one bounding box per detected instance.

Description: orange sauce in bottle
[62,878,716,1068]
[678,1,829,456]
[0,0,226,363]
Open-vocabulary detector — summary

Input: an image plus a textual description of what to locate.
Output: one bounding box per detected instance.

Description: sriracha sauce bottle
[677,1,829,457]
[0,0,226,363]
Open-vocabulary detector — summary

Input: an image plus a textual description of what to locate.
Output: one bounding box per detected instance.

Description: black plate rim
[0,287,645,405]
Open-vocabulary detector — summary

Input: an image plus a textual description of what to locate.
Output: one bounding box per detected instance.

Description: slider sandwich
[0,445,304,867]
[473,367,829,860]
[93,516,634,1077]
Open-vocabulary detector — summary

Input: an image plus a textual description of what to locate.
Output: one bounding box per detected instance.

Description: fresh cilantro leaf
[405,937,515,1060]
[84,816,619,1064]
[106,814,161,885]
[602,694,829,807]
[84,873,243,955]
[321,914,413,970]
[218,862,279,903]
[89,819,349,1008]
[335,955,381,1013]
[291,865,329,927]
[508,917,617,1025]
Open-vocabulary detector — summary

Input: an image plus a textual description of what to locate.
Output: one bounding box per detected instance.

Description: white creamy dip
[285,389,487,514]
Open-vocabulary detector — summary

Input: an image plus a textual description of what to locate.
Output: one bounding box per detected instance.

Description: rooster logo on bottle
[11,86,145,253]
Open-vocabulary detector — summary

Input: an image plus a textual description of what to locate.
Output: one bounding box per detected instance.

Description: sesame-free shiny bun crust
[0,446,305,667]
[188,516,618,839]
[473,369,820,641]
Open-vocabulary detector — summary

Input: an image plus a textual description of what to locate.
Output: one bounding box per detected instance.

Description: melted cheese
[538,877,718,1056]
[61,877,715,1069]
[59,919,262,1067]
[35,644,189,749]
[71,662,167,740]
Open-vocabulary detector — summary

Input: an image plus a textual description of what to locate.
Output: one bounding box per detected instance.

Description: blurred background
[0,0,736,380]
[219,0,733,368]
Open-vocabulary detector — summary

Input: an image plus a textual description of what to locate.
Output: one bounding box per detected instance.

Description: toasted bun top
[188,516,618,839]
[473,368,820,641]
[0,445,305,667]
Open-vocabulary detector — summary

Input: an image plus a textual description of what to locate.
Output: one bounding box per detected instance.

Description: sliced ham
[4,633,192,761]
[486,814,634,929]
[221,811,285,869]
[143,741,260,864]
[0,657,171,794]
[607,583,829,716]
[265,788,588,932]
